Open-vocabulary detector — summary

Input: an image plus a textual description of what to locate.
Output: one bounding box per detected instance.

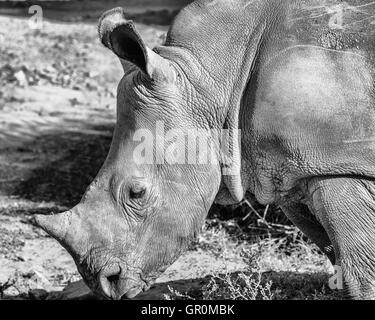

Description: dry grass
[165,200,344,300]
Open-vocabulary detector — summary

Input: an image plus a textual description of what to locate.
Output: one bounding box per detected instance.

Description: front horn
[33,210,73,242]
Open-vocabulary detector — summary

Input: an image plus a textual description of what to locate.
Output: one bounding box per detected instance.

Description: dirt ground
[0,4,341,300]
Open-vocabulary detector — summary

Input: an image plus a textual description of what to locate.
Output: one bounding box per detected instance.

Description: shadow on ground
[1,271,343,300]
[3,124,114,208]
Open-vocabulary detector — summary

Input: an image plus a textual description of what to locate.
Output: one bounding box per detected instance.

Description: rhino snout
[98,264,145,300]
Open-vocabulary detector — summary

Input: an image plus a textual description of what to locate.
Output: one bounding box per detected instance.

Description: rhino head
[34,7,244,300]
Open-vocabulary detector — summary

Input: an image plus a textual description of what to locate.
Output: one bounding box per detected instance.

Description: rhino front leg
[306,177,375,299]
[280,202,335,265]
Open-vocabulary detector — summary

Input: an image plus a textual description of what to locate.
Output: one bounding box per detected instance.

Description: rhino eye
[129,188,146,200]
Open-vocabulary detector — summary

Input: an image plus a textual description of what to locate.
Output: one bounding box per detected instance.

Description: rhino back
[164,0,375,72]
[283,0,375,63]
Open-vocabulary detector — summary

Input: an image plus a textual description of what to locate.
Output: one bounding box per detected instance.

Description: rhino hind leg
[306,177,375,299]
[280,202,335,265]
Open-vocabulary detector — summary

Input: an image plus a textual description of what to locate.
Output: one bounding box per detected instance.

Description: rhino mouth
[96,264,152,300]
[98,275,147,300]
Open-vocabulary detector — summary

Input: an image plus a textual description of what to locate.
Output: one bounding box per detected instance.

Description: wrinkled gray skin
[35,0,375,299]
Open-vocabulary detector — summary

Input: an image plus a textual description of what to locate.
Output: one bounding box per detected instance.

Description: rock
[22,268,53,292]
[29,289,48,300]
[14,70,28,87]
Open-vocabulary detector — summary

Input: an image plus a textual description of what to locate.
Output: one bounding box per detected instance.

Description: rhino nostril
[107,274,120,283]
[99,265,122,299]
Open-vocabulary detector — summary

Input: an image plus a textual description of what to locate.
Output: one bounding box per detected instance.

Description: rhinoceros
[35,0,375,299]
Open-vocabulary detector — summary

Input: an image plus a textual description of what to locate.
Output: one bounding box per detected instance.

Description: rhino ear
[98,7,173,80]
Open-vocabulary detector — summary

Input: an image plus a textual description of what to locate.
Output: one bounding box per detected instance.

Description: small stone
[22,269,53,291]
[14,70,28,87]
